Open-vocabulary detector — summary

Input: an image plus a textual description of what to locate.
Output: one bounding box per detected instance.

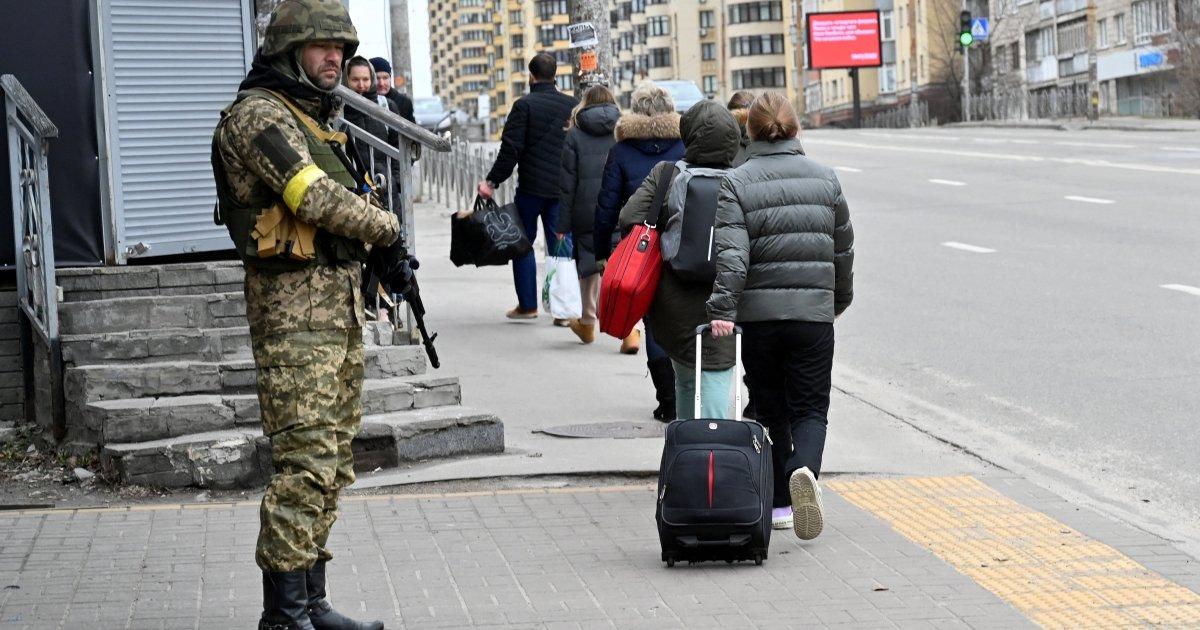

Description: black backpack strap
[648,163,677,228]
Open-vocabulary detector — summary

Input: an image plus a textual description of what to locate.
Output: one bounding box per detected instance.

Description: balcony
[1054,0,1086,15]
[1027,56,1059,83]
[1057,52,1088,76]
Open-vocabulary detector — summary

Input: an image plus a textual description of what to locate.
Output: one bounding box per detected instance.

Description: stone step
[100,405,504,489]
[83,374,461,444]
[61,322,400,367]
[59,262,244,303]
[62,326,251,366]
[59,292,246,335]
[65,344,428,405]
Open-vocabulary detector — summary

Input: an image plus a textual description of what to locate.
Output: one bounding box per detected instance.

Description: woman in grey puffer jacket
[707,92,855,543]
[556,86,621,344]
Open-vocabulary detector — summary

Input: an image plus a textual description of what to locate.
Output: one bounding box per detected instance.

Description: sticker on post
[568,22,598,48]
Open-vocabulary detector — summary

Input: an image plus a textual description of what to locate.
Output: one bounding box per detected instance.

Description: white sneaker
[771,507,793,530]
[789,467,824,540]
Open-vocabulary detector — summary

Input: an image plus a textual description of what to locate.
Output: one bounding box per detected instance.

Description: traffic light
[959,10,974,47]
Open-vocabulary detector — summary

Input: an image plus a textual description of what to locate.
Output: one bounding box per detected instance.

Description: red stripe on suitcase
[707,450,715,508]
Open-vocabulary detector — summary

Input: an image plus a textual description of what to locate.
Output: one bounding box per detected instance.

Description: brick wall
[0,291,23,423]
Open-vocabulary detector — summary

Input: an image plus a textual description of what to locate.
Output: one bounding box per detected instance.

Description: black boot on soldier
[648,357,677,422]
[260,571,315,630]
[306,561,385,630]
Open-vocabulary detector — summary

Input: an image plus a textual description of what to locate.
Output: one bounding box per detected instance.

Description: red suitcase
[599,165,675,339]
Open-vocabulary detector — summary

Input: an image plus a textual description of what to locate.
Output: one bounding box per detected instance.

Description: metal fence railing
[969,86,1101,121]
[415,135,515,214]
[863,101,931,128]
[2,74,63,438]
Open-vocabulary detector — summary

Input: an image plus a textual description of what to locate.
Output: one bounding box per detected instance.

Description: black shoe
[306,561,385,630]
[260,571,315,630]
[648,357,677,422]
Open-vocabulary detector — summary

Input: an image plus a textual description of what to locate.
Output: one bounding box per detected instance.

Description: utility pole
[1085,0,1099,120]
[390,0,414,96]
[908,0,920,125]
[960,4,973,121]
[568,0,613,96]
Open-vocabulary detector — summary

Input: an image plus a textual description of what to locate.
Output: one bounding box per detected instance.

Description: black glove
[369,242,413,294]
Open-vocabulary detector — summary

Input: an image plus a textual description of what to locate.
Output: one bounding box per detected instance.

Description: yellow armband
[282,164,325,212]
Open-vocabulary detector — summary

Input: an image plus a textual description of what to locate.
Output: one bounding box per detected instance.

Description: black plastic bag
[450,196,532,267]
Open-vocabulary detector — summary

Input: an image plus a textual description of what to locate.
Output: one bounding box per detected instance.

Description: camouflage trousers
[252,327,363,572]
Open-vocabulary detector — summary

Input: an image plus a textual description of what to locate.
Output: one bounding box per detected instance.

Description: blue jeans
[512,190,561,310]
[671,360,735,420]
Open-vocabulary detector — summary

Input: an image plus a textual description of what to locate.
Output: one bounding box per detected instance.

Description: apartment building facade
[431,0,806,137]
[986,0,1189,116]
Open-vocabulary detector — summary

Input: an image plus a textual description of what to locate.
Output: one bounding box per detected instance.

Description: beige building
[430,0,809,137]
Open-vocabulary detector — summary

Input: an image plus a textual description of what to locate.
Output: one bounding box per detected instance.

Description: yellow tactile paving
[830,475,1200,628]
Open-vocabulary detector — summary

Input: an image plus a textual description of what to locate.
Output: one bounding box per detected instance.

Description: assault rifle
[383,243,440,370]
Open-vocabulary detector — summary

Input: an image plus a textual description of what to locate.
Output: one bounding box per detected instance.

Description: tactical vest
[212,88,368,271]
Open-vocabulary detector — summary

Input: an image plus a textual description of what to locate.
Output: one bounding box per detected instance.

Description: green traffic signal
[959,31,974,47]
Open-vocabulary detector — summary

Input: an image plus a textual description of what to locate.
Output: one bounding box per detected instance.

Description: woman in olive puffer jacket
[706,92,855,543]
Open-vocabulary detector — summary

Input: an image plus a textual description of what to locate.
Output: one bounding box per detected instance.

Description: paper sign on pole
[580,50,598,72]
[568,22,598,48]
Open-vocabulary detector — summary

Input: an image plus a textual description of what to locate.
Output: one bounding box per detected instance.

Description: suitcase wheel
[754,553,764,566]
[666,555,676,568]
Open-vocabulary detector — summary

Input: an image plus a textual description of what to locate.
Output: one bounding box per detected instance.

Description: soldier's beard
[292,49,341,92]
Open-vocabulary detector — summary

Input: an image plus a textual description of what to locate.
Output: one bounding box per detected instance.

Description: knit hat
[369,57,392,74]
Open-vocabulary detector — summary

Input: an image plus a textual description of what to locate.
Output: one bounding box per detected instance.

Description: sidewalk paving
[4,197,1200,628]
[946,116,1200,133]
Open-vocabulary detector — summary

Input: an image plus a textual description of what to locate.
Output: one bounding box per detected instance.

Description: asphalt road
[803,126,1200,555]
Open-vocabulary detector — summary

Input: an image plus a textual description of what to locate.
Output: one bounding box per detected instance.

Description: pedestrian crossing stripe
[829,475,1200,628]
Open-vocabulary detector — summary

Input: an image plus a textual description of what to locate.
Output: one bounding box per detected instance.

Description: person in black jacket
[370,56,415,123]
[478,52,579,319]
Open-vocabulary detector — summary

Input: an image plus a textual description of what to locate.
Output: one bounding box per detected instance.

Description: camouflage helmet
[262,0,360,60]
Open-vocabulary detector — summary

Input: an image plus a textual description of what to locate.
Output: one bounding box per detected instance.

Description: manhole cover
[535,421,666,439]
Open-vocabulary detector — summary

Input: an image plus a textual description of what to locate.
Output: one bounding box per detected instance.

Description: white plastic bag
[542,246,582,320]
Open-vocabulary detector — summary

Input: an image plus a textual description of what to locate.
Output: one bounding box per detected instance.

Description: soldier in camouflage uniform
[211,1,400,628]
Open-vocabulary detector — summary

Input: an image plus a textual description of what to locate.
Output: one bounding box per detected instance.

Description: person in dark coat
[478,52,579,319]
[617,100,740,420]
[593,81,685,420]
[344,56,403,323]
[708,91,855,541]
[369,56,415,123]
[554,85,620,345]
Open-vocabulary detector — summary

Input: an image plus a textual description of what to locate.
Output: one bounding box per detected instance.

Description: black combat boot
[260,571,315,630]
[648,357,677,422]
[306,561,385,630]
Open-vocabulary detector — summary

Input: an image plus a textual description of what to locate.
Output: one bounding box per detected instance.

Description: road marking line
[942,241,995,254]
[1161,284,1200,297]
[1066,195,1116,205]
[835,166,862,173]
[1055,141,1136,149]
[803,139,1200,176]
[1161,146,1200,153]
[929,178,967,186]
[831,476,1200,628]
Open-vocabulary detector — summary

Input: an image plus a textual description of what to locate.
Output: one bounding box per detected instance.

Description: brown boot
[506,306,538,320]
[620,329,641,355]
[569,320,595,344]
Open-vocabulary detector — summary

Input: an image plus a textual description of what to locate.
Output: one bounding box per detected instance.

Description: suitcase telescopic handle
[693,324,743,420]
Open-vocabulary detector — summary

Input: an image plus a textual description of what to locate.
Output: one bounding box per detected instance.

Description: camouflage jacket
[215,93,400,337]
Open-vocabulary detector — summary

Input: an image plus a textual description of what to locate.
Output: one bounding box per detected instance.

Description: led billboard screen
[806,11,883,70]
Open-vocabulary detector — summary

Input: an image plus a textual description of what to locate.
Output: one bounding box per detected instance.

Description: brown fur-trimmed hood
[614,112,681,142]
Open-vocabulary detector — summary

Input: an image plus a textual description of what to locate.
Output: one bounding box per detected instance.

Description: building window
[1132,0,1169,43]
[919,54,926,80]
[703,75,718,94]
[1115,13,1127,43]
[881,10,895,40]
[556,74,575,92]
[700,10,715,28]
[732,67,786,88]
[649,16,671,36]
[649,47,671,68]
[730,34,786,56]
[539,24,569,46]
[635,24,648,44]
[702,42,717,60]
[727,1,783,24]
[632,0,645,11]
[879,63,897,93]
[536,0,568,20]
[512,59,525,73]
[511,34,524,49]
[1098,18,1109,47]
[1057,19,1086,54]
[509,10,523,23]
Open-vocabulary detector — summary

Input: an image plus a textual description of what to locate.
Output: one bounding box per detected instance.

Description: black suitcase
[656,325,773,567]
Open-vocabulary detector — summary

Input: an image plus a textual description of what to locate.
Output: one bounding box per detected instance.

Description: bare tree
[1176,0,1200,117]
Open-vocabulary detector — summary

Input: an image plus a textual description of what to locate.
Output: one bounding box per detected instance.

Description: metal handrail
[334,85,450,152]
[2,73,63,439]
